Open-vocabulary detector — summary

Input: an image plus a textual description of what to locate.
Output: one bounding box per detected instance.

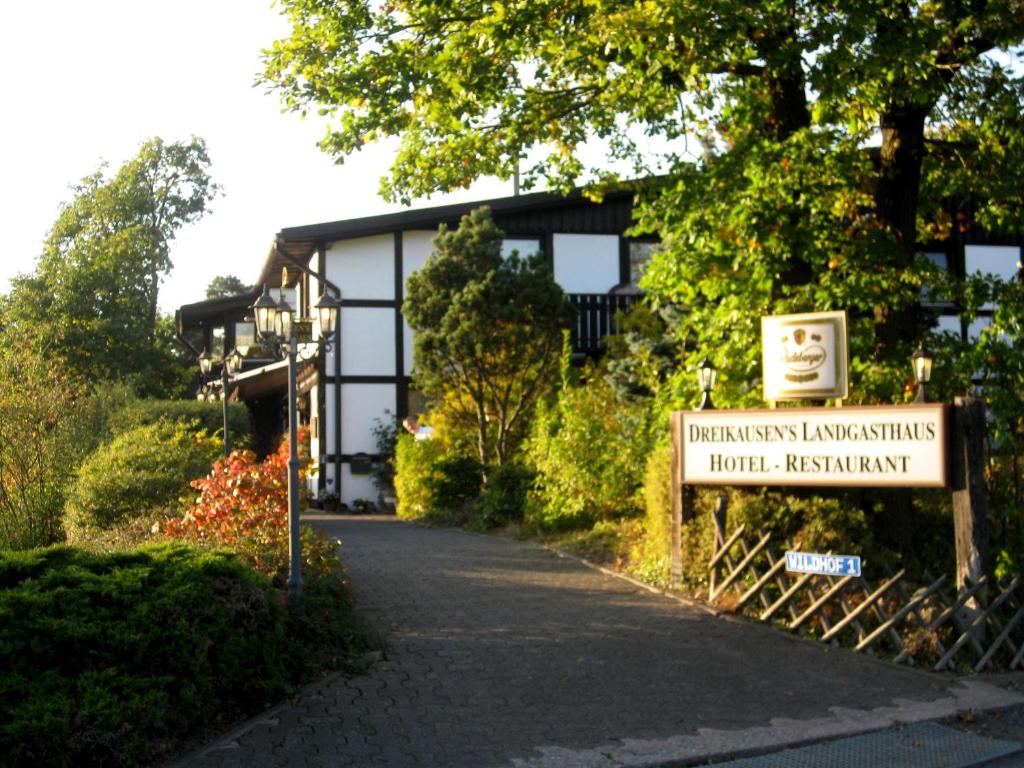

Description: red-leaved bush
[164,428,342,583]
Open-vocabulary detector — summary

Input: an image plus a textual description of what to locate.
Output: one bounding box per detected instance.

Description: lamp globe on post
[912,346,933,404]
[698,358,717,410]
[226,347,244,375]
[315,291,341,339]
[275,294,295,340]
[198,348,213,376]
[252,285,279,340]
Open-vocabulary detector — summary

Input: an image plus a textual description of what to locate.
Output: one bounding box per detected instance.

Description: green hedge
[0,543,290,767]
[63,421,222,542]
[0,542,369,768]
[111,399,252,444]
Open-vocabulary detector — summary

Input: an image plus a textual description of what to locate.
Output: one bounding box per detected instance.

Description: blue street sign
[785,551,861,578]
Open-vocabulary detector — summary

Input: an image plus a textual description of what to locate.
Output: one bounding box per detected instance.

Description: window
[965,245,1020,311]
[629,241,660,286]
[211,326,225,358]
[235,321,256,351]
[501,238,541,259]
[920,251,952,308]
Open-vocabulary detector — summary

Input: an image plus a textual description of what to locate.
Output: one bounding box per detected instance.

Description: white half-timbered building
[177,188,648,506]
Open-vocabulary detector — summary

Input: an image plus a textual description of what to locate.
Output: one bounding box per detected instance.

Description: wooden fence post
[709,493,728,598]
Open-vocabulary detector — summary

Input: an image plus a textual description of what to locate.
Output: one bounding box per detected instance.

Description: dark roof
[175,291,258,335]
[256,186,640,289]
[177,291,259,315]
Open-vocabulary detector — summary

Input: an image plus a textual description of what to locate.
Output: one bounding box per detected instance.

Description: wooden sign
[673,404,949,488]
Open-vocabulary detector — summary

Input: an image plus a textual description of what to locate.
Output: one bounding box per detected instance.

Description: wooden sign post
[951,396,989,628]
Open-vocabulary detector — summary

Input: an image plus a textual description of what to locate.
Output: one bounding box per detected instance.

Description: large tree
[3,137,218,396]
[263,1,1024,402]
[405,207,572,466]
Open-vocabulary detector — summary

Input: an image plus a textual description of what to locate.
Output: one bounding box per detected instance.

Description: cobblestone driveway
[175,516,1023,767]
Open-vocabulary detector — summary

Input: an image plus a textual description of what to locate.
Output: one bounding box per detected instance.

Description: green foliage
[2,137,218,398]
[64,421,222,543]
[926,272,1024,574]
[393,433,485,524]
[526,352,654,530]
[111,398,252,445]
[638,131,930,412]
[428,455,484,514]
[0,543,285,767]
[480,463,536,528]
[0,349,113,550]
[404,206,571,466]
[628,442,673,587]
[0,543,367,768]
[394,433,444,520]
[263,0,1024,408]
[205,274,253,299]
[371,412,400,498]
[263,1,1023,240]
[729,491,871,556]
[547,519,639,568]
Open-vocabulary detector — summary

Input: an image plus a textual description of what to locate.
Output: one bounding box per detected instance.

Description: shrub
[480,463,536,527]
[394,433,444,519]
[111,398,252,445]
[426,455,483,513]
[63,421,221,543]
[0,542,370,768]
[526,361,654,530]
[393,433,486,523]
[163,428,341,585]
[728,490,872,555]
[627,442,673,586]
[0,543,290,767]
[0,352,109,550]
[371,412,400,499]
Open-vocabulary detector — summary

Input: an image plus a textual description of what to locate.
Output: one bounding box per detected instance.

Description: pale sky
[0,1,511,313]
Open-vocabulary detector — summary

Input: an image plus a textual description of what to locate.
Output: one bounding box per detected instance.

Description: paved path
[175,516,1024,767]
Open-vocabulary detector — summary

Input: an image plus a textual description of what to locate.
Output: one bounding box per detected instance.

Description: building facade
[178,189,648,505]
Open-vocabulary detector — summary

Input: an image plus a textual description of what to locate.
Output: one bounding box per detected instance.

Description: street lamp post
[251,283,341,600]
[912,346,933,404]
[198,347,244,458]
[697,358,718,411]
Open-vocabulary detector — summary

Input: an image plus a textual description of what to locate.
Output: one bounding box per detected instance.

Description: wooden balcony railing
[568,293,639,355]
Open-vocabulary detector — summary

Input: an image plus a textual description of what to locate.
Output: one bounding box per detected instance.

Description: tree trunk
[765,63,813,289]
[767,68,809,142]
[871,102,934,361]
[876,103,929,250]
[476,400,489,468]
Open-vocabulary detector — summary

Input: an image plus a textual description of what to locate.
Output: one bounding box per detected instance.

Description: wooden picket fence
[709,514,1024,672]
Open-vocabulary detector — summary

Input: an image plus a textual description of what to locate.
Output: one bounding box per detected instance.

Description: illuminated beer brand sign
[762,311,849,402]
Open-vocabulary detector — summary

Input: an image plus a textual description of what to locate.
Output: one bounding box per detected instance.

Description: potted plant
[353,498,376,515]
[322,492,340,513]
